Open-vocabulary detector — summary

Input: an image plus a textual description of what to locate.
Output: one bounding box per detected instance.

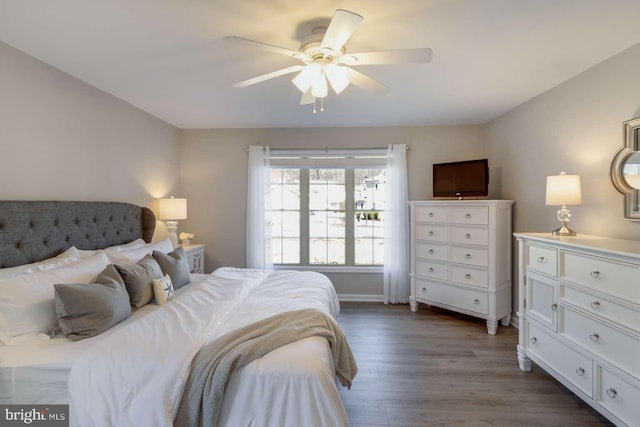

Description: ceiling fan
[224,9,433,112]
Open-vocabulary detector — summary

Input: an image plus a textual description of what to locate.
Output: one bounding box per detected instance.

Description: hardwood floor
[336,302,613,427]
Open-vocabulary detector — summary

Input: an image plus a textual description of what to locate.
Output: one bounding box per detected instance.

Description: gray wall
[179,126,484,298]
[0,41,180,210]
[484,42,640,312]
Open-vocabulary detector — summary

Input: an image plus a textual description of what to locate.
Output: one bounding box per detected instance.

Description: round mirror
[623,152,640,189]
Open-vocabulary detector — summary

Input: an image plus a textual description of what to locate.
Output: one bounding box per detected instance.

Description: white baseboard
[338,294,385,302]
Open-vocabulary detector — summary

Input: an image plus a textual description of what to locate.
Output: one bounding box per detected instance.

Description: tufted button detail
[123,216,127,221]
[85,234,90,240]
[53,219,59,227]
[109,216,113,222]
[0,223,3,230]
[14,242,20,249]
[116,231,120,236]
[74,218,80,225]
[93,217,97,223]
[28,222,33,228]
[43,240,48,246]
[102,232,106,237]
[65,236,70,242]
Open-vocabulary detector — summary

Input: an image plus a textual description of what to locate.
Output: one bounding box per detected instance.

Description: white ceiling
[1,0,639,129]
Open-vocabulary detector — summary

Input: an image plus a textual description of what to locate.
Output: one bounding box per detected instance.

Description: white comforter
[68,268,346,427]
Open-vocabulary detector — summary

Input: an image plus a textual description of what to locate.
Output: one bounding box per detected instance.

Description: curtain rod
[246,146,409,152]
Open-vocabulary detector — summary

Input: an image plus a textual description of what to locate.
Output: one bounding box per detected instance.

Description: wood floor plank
[337,302,612,426]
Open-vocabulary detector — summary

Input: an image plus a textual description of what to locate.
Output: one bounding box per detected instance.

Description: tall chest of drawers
[515,233,640,427]
[409,200,514,334]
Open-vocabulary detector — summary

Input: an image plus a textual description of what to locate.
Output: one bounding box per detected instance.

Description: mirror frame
[610,116,640,220]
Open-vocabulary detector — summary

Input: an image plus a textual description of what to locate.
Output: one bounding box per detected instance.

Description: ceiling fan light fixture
[311,75,328,98]
[325,64,350,94]
[292,63,322,93]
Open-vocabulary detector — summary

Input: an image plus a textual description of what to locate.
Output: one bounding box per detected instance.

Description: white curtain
[246,146,273,269]
[383,144,410,304]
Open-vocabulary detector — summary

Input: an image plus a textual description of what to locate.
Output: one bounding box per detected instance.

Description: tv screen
[433,159,489,198]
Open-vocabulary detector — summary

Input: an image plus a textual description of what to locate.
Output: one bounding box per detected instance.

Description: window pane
[327,185,345,208]
[373,238,384,265]
[281,238,300,264]
[310,238,327,264]
[327,238,345,264]
[309,185,328,210]
[271,237,283,264]
[281,212,299,237]
[328,211,345,238]
[270,211,283,237]
[282,184,300,210]
[354,238,373,265]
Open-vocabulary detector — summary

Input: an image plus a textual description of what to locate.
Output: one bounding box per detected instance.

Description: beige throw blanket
[174,308,357,427]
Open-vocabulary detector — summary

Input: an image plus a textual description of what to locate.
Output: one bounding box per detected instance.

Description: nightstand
[181,244,205,274]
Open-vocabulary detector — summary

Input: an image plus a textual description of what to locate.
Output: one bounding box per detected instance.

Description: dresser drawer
[561,251,640,304]
[561,284,640,333]
[415,206,447,223]
[526,272,558,331]
[415,241,448,261]
[416,224,448,242]
[450,245,488,267]
[448,207,489,225]
[415,259,448,280]
[597,365,640,427]
[449,226,488,246]
[527,244,558,277]
[450,265,488,288]
[527,322,593,398]
[415,278,488,315]
[560,306,640,378]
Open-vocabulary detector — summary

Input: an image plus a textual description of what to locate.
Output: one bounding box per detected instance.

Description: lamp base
[165,220,179,249]
[551,224,576,236]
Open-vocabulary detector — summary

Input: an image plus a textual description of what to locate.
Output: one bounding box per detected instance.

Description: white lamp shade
[158,197,187,220]
[325,64,350,94]
[292,64,322,93]
[545,173,582,206]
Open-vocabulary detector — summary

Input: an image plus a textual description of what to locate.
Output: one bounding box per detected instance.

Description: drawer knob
[590,270,600,279]
[590,301,600,310]
[428,249,434,255]
[421,287,427,292]
[551,303,557,311]
[606,388,617,399]
[428,267,434,273]
[537,256,545,263]
[473,298,480,305]
[529,337,537,344]
[465,253,472,259]
[428,212,434,217]
[465,213,472,219]
[465,273,472,279]
[465,233,471,239]
[428,231,434,236]
[589,333,600,343]
[576,367,585,377]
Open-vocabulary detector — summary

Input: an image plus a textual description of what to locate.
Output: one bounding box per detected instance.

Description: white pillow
[107,238,173,265]
[152,274,175,305]
[77,238,147,258]
[0,251,110,345]
[0,247,81,280]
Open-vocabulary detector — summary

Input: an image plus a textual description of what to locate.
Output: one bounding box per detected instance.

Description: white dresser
[409,200,514,334]
[515,233,640,427]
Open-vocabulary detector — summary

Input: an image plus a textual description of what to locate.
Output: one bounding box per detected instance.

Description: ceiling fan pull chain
[320,97,324,112]
[313,97,317,114]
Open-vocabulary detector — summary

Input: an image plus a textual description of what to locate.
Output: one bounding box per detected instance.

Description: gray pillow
[54,264,131,341]
[153,246,191,289]
[114,255,163,309]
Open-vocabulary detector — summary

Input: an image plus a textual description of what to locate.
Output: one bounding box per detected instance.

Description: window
[268,149,386,267]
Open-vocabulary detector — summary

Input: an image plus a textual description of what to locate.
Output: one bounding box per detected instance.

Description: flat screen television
[433,159,489,198]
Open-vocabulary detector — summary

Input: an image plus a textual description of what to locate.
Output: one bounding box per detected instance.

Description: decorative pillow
[0,251,110,345]
[0,246,81,280]
[54,265,132,341]
[107,238,173,265]
[113,255,163,309]
[152,246,191,290]
[152,274,175,305]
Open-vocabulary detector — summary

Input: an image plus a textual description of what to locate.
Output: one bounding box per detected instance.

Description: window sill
[273,265,383,274]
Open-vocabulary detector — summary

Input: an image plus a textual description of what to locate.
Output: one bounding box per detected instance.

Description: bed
[0,201,355,427]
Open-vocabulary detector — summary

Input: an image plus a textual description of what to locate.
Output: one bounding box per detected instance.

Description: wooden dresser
[514,233,640,427]
[409,200,514,334]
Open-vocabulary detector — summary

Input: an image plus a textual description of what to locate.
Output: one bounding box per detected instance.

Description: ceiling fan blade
[346,68,390,95]
[300,88,315,105]
[321,9,363,53]
[232,65,303,88]
[223,36,301,59]
[346,48,433,65]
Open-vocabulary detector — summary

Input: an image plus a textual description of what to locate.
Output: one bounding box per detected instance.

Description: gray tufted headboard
[0,201,155,268]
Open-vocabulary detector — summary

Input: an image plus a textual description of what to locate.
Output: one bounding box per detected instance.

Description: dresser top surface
[514,232,640,260]
[410,200,514,206]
